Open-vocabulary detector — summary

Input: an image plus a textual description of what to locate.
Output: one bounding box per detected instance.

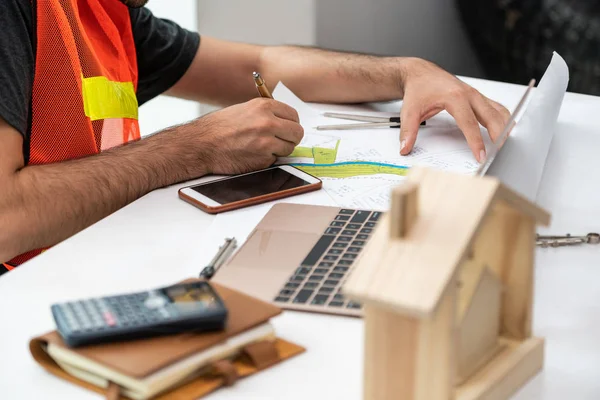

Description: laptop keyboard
[273,209,382,313]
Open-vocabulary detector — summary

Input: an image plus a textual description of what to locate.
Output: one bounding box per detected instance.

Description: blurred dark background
[313,0,600,96]
[456,0,600,95]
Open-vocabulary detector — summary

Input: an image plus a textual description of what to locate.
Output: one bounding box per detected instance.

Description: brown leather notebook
[30,281,305,400]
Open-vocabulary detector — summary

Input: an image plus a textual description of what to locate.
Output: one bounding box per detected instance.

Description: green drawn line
[292,161,410,178]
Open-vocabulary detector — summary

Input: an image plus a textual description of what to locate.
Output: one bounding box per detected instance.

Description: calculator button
[73,302,85,315]
[165,306,178,318]
[103,312,117,327]
[92,318,104,329]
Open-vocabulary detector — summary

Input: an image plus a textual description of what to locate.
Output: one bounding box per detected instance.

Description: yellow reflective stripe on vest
[82,76,138,121]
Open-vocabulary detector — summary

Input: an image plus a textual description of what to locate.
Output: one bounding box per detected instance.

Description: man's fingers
[446,100,486,162]
[490,99,511,123]
[266,100,300,123]
[469,94,507,143]
[270,138,297,157]
[274,119,304,145]
[399,102,423,155]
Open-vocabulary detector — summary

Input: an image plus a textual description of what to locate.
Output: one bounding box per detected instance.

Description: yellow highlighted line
[292,161,409,179]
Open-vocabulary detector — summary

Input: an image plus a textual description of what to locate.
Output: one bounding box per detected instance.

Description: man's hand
[171,38,511,164]
[398,58,511,162]
[183,98,304,175]
[0,98,303,262]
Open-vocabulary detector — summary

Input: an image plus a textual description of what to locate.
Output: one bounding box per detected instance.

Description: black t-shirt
[0,0,200,144]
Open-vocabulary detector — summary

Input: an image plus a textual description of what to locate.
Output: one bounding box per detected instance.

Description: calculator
[51,281,228,347]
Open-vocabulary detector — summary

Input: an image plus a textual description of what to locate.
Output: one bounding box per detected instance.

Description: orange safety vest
[6,0,140,269]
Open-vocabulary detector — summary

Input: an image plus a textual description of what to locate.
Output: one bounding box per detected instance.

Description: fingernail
[479,149,486,163]
[400,139,407,154]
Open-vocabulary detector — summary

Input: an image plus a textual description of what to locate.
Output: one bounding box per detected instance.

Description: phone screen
[191,167,312,205]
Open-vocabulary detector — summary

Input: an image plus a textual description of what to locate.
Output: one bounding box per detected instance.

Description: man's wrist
[392,57,422,98]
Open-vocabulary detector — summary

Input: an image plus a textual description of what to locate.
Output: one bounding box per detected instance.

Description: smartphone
[178,165,322,214]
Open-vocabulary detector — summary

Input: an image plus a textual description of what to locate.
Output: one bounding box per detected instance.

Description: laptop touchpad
[228,230,320,270]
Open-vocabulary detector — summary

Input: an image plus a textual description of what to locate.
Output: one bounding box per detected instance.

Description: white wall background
[197,0,316,45]
[315,0,483,78]
[138,0,200,137]
[195,0,482,77]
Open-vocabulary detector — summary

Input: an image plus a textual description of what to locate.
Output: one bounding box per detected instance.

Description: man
[0,0,509,273]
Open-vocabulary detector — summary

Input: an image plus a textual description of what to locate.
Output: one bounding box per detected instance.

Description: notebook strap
[243,341,280,370]
[211,359,239,387]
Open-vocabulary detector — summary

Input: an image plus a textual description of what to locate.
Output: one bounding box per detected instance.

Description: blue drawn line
[289,161,410,170]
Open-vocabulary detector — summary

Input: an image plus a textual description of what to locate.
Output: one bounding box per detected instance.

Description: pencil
[253,72,273,99]
[316,120,426,131]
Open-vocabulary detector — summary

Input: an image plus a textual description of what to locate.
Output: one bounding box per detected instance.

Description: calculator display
[165,284,219,308]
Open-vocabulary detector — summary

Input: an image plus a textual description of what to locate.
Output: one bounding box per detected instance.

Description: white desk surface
[1,78,600,400]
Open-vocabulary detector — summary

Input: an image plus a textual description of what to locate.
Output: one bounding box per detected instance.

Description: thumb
[399,103,422,155]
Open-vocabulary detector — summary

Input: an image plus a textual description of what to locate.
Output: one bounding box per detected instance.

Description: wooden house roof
[343,167,550,318]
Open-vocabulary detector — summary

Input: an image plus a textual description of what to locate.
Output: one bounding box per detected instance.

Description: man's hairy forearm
[0,124,207,262]
[259,45,409,104]
[169,38,410,107]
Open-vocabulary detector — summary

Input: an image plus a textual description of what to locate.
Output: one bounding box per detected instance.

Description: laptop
[212,81,536,318]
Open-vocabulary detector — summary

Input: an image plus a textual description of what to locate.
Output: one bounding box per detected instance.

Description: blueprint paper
[487,52,569,202]
[274,82,486,175]
[273,82,484,209]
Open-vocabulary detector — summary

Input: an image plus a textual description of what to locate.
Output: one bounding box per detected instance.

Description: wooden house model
[344,167,550,400]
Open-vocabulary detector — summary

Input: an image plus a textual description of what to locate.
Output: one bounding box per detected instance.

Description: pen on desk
[253,72,273,99]
[316,112,426,131]
[200,237,238,280]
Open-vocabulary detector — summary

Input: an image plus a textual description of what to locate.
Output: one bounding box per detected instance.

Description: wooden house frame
[344,167,550,400]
